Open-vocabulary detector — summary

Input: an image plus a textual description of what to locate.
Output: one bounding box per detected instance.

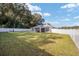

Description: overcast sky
[27,3,79,27]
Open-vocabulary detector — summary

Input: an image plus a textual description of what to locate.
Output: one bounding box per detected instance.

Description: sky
[27,3,79,27]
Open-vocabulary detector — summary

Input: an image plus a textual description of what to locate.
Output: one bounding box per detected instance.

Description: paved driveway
[51,29,79,48]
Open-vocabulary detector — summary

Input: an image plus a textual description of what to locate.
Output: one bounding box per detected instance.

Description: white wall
[0,28,33,32]
[51,29,77,34]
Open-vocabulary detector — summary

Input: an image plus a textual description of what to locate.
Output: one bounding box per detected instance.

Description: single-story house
[32,23,53,32]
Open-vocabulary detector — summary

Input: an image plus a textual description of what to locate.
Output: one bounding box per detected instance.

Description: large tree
[30,13,45,26]
[0,3,45,28]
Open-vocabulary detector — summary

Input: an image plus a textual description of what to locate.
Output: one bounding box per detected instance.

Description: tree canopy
[0,3,45,28]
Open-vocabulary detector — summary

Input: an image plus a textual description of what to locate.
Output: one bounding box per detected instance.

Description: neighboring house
[32,23,53,32]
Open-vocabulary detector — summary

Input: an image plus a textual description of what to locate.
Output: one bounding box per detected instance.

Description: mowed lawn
[0,32,79,56]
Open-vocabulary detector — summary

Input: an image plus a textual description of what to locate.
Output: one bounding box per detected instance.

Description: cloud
[26,4,51,17]
[32,12,42,15]
[32,12,51,17]
[74,16,79,19]
[61,3,79,12]
[64,18,70,21]
[26,3,41,12]
[43,13,51,16]
[61,3,79,9]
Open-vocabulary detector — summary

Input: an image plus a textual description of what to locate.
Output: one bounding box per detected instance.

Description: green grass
[0,32,79,56]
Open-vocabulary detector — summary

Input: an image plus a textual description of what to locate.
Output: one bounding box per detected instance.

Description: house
[32,23,53,32]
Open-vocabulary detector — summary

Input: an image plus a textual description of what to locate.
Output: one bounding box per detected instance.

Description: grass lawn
[0,32,79,56]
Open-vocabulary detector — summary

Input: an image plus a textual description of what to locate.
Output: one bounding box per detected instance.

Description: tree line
[0,3,44,28]
[58,26,79,29]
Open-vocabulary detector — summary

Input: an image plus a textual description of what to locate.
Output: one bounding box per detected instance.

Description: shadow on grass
[24,33,56,46]
[0,32,53,56]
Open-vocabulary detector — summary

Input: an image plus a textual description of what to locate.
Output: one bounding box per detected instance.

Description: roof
[33,23,53,28]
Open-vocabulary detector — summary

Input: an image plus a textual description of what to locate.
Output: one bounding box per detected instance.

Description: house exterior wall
[33,27,52,32]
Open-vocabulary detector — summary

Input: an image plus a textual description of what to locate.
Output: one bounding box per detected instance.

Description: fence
[0,28,33,32]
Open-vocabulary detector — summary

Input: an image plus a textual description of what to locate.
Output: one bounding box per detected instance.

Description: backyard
[0,32,79,56]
